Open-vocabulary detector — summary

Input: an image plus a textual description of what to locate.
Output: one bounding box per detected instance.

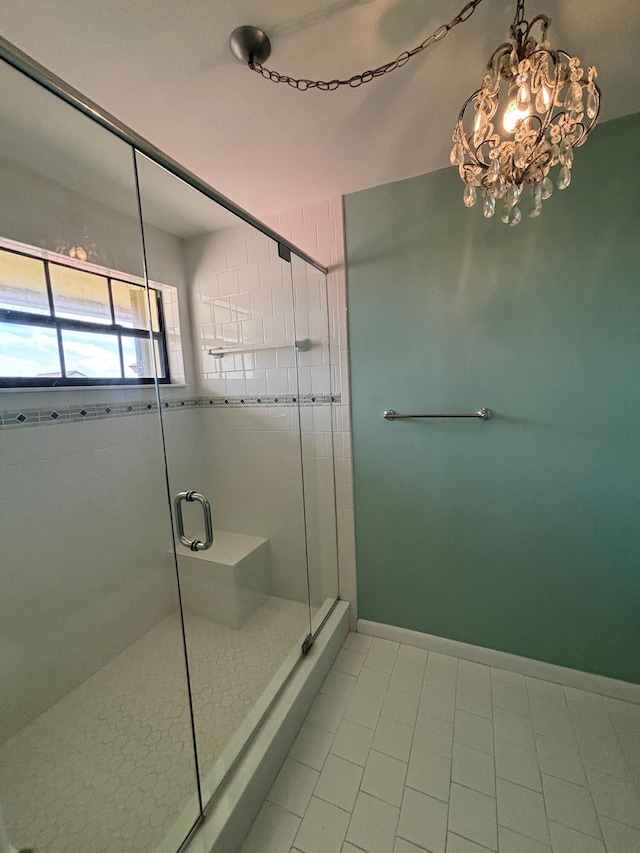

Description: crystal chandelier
[451,0,601,224]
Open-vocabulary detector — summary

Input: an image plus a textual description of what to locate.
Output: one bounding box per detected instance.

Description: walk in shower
[0,41,340,853]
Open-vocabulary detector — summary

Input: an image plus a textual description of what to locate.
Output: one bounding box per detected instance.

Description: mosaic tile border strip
[0,393,341,429]
[197,393,339,408]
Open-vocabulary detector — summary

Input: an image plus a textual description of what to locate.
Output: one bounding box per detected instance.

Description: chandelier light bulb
[516,80,531,111]
[451,0,601,224]
[537,82,552,112]
[502,98,531,133]
[69,246,88,262]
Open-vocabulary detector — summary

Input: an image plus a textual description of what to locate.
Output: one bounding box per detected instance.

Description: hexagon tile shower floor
[0,598,308,853]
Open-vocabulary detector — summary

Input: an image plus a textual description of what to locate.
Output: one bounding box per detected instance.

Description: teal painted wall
[344,113,640,683]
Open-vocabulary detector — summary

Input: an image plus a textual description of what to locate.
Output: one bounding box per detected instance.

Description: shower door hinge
[302,633,314,655]
[278,242,291,262]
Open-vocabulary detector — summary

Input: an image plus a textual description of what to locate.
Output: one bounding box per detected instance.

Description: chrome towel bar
[383,408,491,420]
[209,338,311,358]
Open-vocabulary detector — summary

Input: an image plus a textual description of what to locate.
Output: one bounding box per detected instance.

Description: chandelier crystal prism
[451,0,601,224]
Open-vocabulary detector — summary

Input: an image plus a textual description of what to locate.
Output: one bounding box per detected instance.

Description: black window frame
[0,246,171,388]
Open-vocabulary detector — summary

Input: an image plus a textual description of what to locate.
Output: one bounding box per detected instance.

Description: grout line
[444,647,457,836]
[538,685,604,847]
[447,833,493,852]
[583,713,640,844]
[486,652,500,848]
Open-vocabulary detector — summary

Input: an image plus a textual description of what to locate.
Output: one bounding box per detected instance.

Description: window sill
[0,383,188,393]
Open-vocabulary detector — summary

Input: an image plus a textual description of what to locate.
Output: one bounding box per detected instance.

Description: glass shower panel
[134,153,313,801]
[290,253,340,621]
[0,59,200,851]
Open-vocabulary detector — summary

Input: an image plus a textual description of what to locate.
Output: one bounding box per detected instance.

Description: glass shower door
[0,59,201,852]
[134,153,314,803]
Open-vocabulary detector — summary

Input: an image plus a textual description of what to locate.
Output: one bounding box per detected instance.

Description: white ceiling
[1,0,640,223]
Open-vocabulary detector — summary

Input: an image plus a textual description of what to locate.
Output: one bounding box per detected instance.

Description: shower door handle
[174,490,214,551]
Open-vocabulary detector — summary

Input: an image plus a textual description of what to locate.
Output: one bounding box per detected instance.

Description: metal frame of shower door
[0,35,328,276]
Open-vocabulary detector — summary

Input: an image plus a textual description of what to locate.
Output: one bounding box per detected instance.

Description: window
[0,247,170,387]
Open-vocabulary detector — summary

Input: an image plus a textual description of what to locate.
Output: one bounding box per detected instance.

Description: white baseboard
[357,618,640,705]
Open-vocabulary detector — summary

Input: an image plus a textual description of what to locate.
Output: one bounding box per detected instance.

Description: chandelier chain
[249,0,486,90]
[514,0,526,28]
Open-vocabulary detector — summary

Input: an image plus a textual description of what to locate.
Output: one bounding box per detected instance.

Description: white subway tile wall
[0,168,197,743]
[0,407,194,741]
[184,197,355,617]
[1,196,354,738]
